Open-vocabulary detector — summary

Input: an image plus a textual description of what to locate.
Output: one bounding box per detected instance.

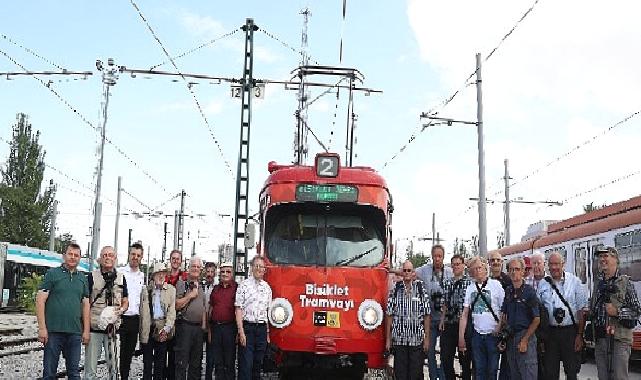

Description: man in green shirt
[36,243,90,380]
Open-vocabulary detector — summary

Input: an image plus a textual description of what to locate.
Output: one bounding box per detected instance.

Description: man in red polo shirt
[208,262,238,380]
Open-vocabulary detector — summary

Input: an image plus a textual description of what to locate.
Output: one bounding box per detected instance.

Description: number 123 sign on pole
[230,83,265,99]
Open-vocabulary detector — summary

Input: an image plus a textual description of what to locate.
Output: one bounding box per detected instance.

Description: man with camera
[37,243,90,380]
[591,246,640,380]
[386,260,431,380]
[439,254,472,380]
[499,257,540,380]
[526,251,547,380]
[85,246,129,380]
[488,251,511,380]
[414,244,452,380]
[459,256,505,380]
[538,251,588,380]
[208,261,238,380]
[174,257,207,380]
[118,243,146,380]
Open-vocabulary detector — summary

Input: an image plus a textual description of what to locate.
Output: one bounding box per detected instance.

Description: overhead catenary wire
[258,28,320,65]
[0,47,173,195]
[507,108,641,190]
[148,28,241,70]
[128,0,234,177]
[382,0,543,169]
[1,34,65,70]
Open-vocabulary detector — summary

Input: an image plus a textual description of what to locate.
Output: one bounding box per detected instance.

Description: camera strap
[473,281,500,323]
[544,276,577,326]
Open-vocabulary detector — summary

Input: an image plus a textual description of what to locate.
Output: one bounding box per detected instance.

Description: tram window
[614,233,632,248]
[632,230,641,246]
[264,204,385,267]
[574,246,587,284]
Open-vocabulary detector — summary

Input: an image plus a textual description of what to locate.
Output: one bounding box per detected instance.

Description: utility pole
[233,18,258,278]
[173,210,179,250]
[177,190,186,252]
[431,213,436,249]
[475,53,488,257]
[91,58,118,262]
[49,200,57,252]
[295,8,311,165]
[503,159,511,246]
[162,222,168,261]
[114,176,122,252]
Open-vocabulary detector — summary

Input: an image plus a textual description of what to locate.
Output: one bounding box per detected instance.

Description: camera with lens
[495,325,513,352]
[187,281,199,290]
[553,307,566,324]
[431,291,443,304]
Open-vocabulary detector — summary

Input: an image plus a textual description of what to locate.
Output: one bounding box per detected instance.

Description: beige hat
[151,261,168,274]
[219,261,233,268]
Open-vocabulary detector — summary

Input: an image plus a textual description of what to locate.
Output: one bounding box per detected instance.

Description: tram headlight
[269,298,293,328]
[358,299,383,330]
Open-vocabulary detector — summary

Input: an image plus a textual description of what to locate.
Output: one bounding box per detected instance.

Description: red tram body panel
[258,154,392,373]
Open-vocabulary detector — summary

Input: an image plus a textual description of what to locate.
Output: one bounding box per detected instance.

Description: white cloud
[180,12,225,38]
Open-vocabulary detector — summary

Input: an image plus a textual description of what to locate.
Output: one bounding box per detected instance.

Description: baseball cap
[594,246,618,258]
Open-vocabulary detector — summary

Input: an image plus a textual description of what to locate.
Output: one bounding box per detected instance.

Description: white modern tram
[491,195,641,358]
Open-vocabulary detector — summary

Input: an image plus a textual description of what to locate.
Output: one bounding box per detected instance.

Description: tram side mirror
[244,223,256,249]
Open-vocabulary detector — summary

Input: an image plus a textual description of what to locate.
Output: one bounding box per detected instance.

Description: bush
[18,272,42,313]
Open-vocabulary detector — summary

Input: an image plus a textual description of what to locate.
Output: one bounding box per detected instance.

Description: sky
[1,0,640,265]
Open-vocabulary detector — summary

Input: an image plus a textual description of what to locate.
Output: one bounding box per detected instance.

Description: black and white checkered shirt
[442,275,472,325]
[386,280,431,346]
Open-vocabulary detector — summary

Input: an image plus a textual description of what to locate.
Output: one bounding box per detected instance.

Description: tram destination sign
[295,184,358,202]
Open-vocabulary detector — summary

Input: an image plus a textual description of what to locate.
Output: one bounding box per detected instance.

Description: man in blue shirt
[500,257,540,380]
[537,251,588,380]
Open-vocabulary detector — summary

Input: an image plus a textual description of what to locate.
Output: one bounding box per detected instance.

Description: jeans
[393,345,424,380]
[84,332,118,380]
[213,323,237,380]
[427,318,444,380]
[42,332,82,380]
[471,331,499,380]
[143,334,168,380]
[238,322,268,380]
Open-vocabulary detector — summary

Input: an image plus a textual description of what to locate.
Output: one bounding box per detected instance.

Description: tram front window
[265,204,385,267]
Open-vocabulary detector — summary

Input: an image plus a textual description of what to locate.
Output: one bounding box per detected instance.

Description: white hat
[151,261,168,275]
[219,261,233,268]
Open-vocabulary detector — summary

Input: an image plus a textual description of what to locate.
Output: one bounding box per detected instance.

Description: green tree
[18,272,43,313]
[0,113,55,248]
[54,232,75,254]
[408,254,428,268]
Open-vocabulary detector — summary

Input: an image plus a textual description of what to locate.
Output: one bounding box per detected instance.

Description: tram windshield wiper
[335,246,379,266]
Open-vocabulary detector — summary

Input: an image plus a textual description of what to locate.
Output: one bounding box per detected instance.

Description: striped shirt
[442,275,472,325]
[386,280,431,346]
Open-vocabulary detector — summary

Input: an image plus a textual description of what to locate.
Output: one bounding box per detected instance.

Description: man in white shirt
[118,243,146,380]
[459,256,505,380]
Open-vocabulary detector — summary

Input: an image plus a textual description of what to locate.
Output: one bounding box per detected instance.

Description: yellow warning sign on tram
[326,311,340,328]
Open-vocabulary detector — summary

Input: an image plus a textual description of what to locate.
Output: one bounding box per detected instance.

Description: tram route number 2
[230,83,265,99]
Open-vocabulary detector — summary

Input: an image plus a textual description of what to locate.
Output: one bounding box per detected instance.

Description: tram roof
[263,162,389,189]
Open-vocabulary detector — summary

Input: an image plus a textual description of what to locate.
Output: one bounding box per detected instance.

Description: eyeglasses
[490,258,503,262]
[253,265,265,269]
[402,269,413,273]
[220,269,232,274]
[508,267,523,272]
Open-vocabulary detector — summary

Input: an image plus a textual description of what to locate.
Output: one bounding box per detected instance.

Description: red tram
[257,153,393,378]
